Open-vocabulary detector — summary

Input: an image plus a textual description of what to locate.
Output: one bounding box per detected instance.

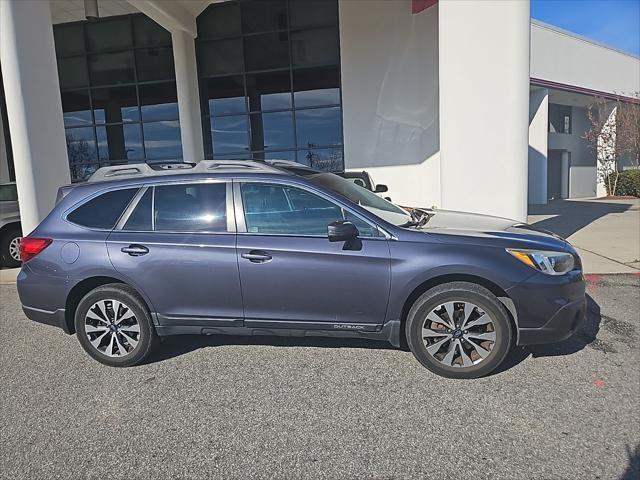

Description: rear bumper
[507,269,587,346]
[22,306,71,333]
[17,266,72,334]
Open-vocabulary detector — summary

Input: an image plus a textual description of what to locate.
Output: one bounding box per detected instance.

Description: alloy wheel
[421,301,496,368]
[84,299,141,357]
[9,236,21,262]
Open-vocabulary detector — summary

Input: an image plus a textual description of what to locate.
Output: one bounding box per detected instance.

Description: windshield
[0,184,18,202]
[305,173,411,226]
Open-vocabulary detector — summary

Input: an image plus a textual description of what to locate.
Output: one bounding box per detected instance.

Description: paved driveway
[528,198,640,274]
[1,275,639,480]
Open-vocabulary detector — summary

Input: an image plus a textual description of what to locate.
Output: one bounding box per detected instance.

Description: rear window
[67,188,137,229]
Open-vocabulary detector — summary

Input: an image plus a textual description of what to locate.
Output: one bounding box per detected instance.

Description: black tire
[74,284,158,367]
[1,225,22,268]
[406,282,513,379]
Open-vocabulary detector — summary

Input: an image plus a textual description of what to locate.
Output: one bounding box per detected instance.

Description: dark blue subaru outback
[17,160,586,378]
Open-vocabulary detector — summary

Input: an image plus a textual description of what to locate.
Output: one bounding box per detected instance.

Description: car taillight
[20,237,53,263]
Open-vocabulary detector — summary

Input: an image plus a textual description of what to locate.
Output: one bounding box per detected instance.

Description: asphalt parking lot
[1,274,639,480]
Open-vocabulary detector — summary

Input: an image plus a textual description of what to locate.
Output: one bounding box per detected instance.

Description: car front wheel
[75,284,158,367]
[406,282,513,379]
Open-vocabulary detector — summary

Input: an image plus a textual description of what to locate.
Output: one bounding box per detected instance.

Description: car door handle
[241,250,272,263]
[121,244,149,257]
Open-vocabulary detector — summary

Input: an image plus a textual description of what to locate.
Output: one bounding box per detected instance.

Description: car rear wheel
[406,282,513,379]
[74,284,157,367]
[1,226,22,268]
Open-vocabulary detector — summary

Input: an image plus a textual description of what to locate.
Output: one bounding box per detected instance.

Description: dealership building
[1,0,638,235]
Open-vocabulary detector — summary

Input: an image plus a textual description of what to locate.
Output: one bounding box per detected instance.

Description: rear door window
[67,188,137,229]
[153,183,228,232]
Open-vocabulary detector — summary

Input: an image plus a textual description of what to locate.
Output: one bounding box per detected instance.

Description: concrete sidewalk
[528,198,640,274]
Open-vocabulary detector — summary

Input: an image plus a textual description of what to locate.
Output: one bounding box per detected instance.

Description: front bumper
[506,269,586,346]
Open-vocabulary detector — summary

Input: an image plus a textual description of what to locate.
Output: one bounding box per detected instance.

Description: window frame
[232,179,386,239]
[115,179,235,234]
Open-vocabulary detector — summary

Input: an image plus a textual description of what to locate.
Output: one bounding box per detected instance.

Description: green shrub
[606,169,640,197]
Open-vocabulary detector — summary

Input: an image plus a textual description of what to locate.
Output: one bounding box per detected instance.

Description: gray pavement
[528,198,640,274]
[1,275,639,480]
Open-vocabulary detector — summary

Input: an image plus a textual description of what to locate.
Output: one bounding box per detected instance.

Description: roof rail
[87,160,281,182]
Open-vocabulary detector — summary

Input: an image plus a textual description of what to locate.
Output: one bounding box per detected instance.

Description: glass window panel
[197,2,241,39]
[296,107,342,148]
[86,19,133,51]
[139,82,179,122]
[244,32,289,71]
[293,66,340,107]
[198,38,244,76]
[344,211,378,238]
[250,111,294,151]
[298,147,343,171]
[246,71,292,111]
[143,121,182,160]
[263,150,296,161]
[134,16,171,46]
[96,124,144,161]
[241,0,287,33]
[154,183,228,232]
[210,115,250,154]
[201,76,246,116]
[65,127,97,164]
[136,47,175,81]
[213,153,252,160]
[92,86,140,124]
[54,25,85,56]
[58,57,89,89]
[67,189,137,229]
[291,28,339,67]
[88,51,135,86]
[61,90,93,127]
[124,188,152,231]
[241,183,342,235]
[70,164,100,182]
[290,0,339,29]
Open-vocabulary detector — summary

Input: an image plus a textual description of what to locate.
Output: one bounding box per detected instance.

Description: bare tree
[584,94,639,196]
[615,95,640,168]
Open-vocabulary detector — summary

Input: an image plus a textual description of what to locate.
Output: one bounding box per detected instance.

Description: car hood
[411,208,569,251]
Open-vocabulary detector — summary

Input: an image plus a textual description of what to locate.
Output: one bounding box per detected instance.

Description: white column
[0,113,10,184]
[528,89,549,205]
[172,29,204,163]
[438,0,530,221]
[0,0,70,235]
[561,151,570,199]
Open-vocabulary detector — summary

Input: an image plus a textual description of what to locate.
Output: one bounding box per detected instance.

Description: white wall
[531,21,640,96]
[0,0,71,234]
[569,166,597,198]
[338,0,440,208]
[439,0,530,221]
[528,88,548,204]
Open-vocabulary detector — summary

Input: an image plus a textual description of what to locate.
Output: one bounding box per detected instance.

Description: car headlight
[506,249,575,275]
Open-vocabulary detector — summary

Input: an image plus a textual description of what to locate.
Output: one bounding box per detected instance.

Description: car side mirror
[327,220,359,242]
[374,184,388,193]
